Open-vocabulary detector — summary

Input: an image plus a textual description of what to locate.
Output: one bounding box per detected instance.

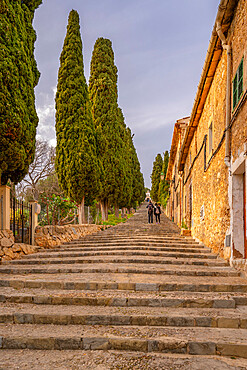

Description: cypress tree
[116,109,133,215]
[125,127,145,210]
[89,38,120,220]
[158,150,170,206]
[0,0,42,185]
[150,153,163,202]
[55,10,100,224]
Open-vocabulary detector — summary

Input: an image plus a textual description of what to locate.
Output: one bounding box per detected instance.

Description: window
[233,59,243,110]
[208,122,213,154]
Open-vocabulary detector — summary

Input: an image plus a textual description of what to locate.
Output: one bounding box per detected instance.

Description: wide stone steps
[0,264,239,277]
[0,258,228,268]
[2,252,219,266]
[1,204,247,363]
[64,239,199,246]
[36,246,211,255]
[0,324,247,358]
[1,287,246,308]
[0,274,246,292]
[6,247,212,259]
[1,351,247,370]
[0,304,247,329]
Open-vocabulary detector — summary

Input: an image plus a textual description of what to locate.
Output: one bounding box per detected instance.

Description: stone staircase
[0,204,247,369]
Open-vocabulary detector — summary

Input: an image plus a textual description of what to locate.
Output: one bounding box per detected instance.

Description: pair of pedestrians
[146,202,161,224]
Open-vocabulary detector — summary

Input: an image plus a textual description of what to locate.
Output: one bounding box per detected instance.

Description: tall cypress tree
[89,38,121,220]
[125,127,145,210]
[55,10,100,224]
[150,153,163,202]
[0,0,42,185]
[158,150,170,206]
[116,109,133,215]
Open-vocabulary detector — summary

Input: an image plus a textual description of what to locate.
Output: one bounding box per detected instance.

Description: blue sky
[33,0,220,188]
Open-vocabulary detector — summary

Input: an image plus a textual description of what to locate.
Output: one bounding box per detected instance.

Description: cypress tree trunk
[104,199,108,221]
[100,201,106,222]
[78,197,85,224]
[114,204,119,218]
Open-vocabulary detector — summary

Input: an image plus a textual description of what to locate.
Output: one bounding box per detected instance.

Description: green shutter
[238,59,243,99]
[233,58,244,110]
[233,75,238,109]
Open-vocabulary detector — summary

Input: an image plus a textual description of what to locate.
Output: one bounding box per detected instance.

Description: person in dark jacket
[146,202,154,223]
[154,203,161,223]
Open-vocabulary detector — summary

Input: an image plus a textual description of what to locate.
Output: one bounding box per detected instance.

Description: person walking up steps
[147,201,154,223]
[154,203,161,223]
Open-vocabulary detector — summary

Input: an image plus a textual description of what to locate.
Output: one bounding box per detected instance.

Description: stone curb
[0,267,239,277]
[0,313,246,328]
[4,257,223,267]
[23,247,212,258]
[1,279,246,292]
[5,250,216,260]
[0,335,246,357]
[0,294,237,308]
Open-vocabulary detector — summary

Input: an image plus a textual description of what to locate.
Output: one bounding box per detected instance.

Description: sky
[33,0,220,188]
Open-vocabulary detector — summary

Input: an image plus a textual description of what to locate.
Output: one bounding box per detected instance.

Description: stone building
[166,0,247,273]
[166,117,189,225]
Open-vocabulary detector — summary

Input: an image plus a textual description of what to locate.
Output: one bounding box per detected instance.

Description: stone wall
[34,224,107,249]
[181,52,230,258]
[230,0,247,165]
[0,230,38,262]
[0,224,109,262]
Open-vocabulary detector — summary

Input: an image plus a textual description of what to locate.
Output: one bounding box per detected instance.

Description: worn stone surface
[0,205,246,367]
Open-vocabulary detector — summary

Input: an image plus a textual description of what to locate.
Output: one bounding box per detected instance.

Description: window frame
[233,58,243,110]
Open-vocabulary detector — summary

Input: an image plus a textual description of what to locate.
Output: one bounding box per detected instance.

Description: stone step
[18,250,213,261]
[37,246,211,255]
[1,257,227,267]
[1,350,247,369]
[4,253,219,266]
[81,236,195,242]
[64,240,200,246]
[0,324,247,357]
[0,290,242,308]
[0,276,246,293]
[16,246,212,257]
[1,286,246,305]
[0,304,246,328]
[0,264,239,277]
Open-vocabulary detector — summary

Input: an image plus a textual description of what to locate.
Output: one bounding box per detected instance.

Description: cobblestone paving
[0,204,247,369]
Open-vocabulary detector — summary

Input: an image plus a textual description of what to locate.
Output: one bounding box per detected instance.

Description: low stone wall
[34,224,106,249]
[0,230,37,262]
[0,224,109,262]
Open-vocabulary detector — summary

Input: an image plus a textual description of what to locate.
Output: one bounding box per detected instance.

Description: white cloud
[36,87,57,143]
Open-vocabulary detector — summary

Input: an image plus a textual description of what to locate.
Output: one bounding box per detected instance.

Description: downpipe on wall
[216,21,231,168]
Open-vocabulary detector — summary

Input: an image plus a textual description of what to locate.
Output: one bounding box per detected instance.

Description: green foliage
[126,128,145,207]
[158,151,170,207]
[0,0,41,184]
[181,219,188,229]
[103,212,133,226]
[89,38,120,205]
[39,193,77,226]
[150,153,163,202]
[55,10,100,205]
